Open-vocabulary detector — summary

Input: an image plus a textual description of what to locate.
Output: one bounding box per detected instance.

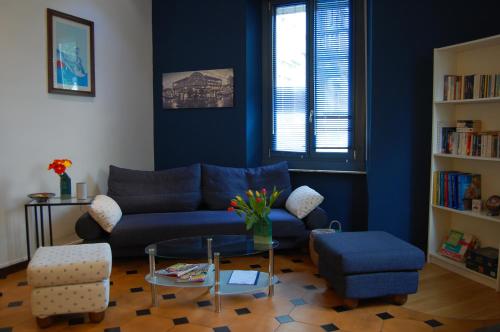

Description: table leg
[207,237,213,265]
[34,207,39,248]
[268,247,274,297]
[148,248,158,307]
[40,206,45,246]
[214,252,221,313]
[24,205,30,261]
[48,206,53,246]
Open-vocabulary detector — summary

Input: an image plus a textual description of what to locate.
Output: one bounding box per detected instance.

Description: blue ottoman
[314,231,425,308]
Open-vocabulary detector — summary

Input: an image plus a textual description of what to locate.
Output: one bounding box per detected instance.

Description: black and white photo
[162,68,234,109]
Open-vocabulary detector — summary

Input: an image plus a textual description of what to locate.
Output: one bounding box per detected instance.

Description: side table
[24,197,93,260]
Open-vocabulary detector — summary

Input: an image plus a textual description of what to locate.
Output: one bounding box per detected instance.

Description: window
[263,0,366,171]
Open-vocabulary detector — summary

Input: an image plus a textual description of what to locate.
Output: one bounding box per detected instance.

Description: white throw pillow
[89,195,122,233]
[285,185,324,219]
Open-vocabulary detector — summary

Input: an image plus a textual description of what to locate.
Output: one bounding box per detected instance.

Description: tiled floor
[0,253,499,332]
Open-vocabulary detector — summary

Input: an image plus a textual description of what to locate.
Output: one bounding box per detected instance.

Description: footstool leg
[390,294,408,305]
[89,311,105,323]
[36,316,53,329]
[344,298,359,309]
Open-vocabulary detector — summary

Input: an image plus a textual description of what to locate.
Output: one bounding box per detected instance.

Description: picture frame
[47,8,95,97]
[162,68,234,109]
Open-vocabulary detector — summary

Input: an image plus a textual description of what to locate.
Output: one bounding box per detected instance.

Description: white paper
[228,270,259,285]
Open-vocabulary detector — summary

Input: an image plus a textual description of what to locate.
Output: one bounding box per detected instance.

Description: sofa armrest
[302,207,329,230]
[75,212,108,241]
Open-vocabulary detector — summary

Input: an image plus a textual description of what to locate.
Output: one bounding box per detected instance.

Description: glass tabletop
[145,235,279,259]
[26,197,94,206]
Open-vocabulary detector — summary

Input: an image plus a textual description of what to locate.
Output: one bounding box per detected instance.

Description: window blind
[314,0,351,153]
[272,4,307,153]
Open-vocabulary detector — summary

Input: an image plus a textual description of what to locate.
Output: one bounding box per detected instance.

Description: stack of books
[440,229,477,262]
[437,120,500,158]
[432,171,481,210]
[156,263,209,283]
[444,73,500,100]
[466,247,498,279]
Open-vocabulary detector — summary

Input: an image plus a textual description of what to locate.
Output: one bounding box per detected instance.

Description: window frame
[262,0,366,172]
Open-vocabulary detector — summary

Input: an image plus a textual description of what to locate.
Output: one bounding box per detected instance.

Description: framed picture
[47,9,95,96]
[162,68,234,109]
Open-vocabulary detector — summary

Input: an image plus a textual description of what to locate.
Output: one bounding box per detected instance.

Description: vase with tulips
[228,187,281,246]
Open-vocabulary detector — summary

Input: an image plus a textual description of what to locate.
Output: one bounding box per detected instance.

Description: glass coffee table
[145,235,279,312]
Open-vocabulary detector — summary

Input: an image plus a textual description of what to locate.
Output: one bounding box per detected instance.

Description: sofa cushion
[107,164,201,214]
[89,195,122,233]
[202,162,292,210]
[109,209,305,248]
[286,185,324,219]
[314,231,425,275]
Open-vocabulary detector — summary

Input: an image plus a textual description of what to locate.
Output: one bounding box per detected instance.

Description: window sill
[289,168,366,175]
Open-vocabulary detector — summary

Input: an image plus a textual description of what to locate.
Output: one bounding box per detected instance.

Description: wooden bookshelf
[434,96,500,105]
[432,204,500,224]
[429,34,500,291]
[428,253,498,290]
[433,153,500,162]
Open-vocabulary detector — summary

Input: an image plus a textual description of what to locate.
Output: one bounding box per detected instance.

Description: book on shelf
[437,119,500,158]
[443,73,500,100]
[433,171,481,210]
[439,229,477,262]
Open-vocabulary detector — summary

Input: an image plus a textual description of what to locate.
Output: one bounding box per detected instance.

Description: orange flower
[54,164,66,175]
[48,158,72,175]
[227,207,235,212]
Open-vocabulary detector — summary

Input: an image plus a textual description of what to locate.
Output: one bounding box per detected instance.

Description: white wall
[0,0,154,267]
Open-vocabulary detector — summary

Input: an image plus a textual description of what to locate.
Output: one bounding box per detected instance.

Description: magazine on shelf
[156,263,210,282]
[156,263,199,277]
[176,264,209,283]
[228,270,259,285]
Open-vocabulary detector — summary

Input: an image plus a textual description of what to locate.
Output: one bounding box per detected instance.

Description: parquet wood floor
[1,253,499,332]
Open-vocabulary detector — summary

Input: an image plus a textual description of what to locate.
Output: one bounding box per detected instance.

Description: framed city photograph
[47,9,95,96]
[162,68,234,109]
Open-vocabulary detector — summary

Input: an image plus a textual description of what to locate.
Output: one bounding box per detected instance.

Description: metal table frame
[147,237,275,312]
[24,197,93,260]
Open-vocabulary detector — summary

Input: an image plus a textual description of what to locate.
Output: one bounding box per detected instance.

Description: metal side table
[24,197,93,260]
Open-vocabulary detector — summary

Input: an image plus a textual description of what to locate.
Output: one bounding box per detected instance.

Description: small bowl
[28,193,56,203]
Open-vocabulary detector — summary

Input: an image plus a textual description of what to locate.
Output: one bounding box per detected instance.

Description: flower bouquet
[48,159,72,198]
[228,187,281,246]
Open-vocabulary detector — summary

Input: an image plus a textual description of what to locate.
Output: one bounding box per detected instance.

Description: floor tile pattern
[0,253,499,331]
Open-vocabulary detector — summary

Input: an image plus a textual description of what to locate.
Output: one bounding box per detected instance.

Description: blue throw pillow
[107,164,201,214]
[202,162,292,210]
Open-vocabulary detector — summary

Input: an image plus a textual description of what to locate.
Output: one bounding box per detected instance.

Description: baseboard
[0,256,28,269]
[0,260,28,277]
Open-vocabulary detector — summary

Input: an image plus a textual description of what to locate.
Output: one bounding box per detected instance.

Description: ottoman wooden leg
[344,298,359,309]
[89,311,105,323]
[390,294,408,305]
[36,316,53,329]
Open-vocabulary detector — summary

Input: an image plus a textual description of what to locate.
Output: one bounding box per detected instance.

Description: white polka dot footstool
[27,243,112,328]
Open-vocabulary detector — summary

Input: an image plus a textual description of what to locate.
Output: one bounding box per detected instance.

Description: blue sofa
[76,162,329,257]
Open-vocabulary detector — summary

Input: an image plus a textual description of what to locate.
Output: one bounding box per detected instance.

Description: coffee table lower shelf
[145,268,279,312]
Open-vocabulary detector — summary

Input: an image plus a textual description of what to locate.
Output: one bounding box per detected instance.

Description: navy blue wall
[367,0,500,249]
[153,0,250,168]
[152,0,500,248]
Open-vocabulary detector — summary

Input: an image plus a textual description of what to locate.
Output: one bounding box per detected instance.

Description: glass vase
[60,173,72,199]
[253,217,272,247]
